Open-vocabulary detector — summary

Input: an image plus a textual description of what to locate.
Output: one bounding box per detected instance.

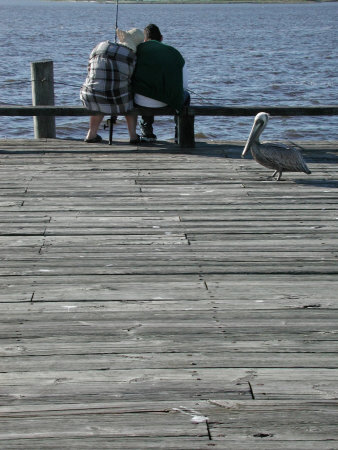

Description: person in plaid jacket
[81,28,144,144]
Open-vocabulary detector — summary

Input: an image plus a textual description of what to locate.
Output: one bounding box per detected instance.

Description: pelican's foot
[272,170,283,181]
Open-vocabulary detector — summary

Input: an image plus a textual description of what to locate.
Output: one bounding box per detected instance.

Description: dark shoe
[129,135,141,145]
[141,133,157,143]
[85,134,102,143]
[139,116,154,137]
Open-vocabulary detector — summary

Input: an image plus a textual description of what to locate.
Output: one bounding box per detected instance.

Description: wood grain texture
[0,138,337,449]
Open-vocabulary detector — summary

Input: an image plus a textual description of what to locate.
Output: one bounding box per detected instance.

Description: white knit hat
[116,28,144,52]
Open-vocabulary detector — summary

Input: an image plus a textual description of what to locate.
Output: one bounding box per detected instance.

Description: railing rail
[1,104,337,148]
[187,105,338,117]
[1,104,338,116]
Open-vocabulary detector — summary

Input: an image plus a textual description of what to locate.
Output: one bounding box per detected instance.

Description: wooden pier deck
[0,138,337,449]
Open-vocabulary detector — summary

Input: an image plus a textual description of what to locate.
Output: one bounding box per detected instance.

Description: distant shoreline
[45,0,337,4]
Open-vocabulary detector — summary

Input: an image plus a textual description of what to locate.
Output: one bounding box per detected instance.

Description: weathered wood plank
[1,352,336,372]
[0,438,335,450]
[0,138,337,449]
[0,368,336,401]
[0,263,337,276]
[0,411,336,442]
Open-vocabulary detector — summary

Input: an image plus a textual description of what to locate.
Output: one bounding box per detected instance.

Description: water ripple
[0,0,337,141]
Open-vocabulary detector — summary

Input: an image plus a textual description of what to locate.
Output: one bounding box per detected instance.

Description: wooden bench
[0,105,337,148]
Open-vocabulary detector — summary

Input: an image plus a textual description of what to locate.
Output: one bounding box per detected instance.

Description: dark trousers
[138,90,191,138]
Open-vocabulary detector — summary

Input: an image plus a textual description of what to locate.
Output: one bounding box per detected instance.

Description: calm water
[0,0,337,141]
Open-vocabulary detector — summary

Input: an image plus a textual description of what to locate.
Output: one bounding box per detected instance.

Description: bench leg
[177,113,195,148]
[109,115,114,145]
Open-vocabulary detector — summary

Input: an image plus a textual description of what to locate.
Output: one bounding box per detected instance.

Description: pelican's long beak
[241,119,264,158]
[241,137,252,158]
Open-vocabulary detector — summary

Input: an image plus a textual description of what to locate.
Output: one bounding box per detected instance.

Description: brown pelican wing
[259,142,311,173]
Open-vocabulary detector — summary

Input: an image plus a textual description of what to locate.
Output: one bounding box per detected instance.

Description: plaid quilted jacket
[80,41,137,115]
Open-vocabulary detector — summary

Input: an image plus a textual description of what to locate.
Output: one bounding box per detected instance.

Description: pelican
[242,112,311,180]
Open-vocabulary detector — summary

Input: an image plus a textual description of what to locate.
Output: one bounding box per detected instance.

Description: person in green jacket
[133,24,190,143]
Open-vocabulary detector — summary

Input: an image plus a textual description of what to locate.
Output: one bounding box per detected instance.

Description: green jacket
[133,40,185,111]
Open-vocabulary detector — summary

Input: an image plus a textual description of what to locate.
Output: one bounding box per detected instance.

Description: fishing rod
[108,0,119,144]
[187,88,224,104]
[114,0,119,43]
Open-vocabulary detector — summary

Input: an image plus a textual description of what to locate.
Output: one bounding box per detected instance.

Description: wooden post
[31,60,56,138]
[177,108,195,148]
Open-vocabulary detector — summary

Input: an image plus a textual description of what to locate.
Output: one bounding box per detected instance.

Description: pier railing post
[177,108,195,148]
[31,60,56,138]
